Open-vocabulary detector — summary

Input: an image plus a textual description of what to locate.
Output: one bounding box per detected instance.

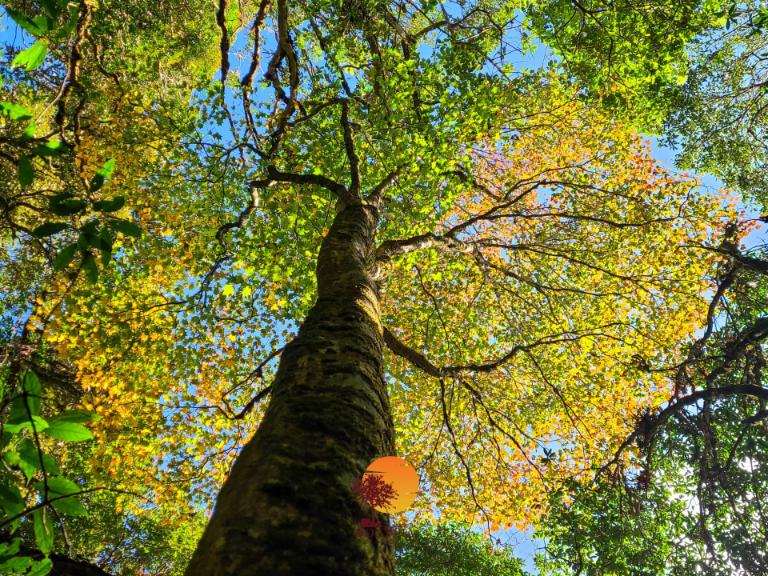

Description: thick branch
[265,165,348,197]
[383,325,618,377]
[216,0,231,81]
[340,100,361,197]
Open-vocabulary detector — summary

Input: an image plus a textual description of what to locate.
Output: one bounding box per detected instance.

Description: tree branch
[265,165,348,197]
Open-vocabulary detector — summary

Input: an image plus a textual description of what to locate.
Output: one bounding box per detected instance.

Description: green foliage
[395,521,528,576]
[0,369,97,575]
[664,1,768,203]
[536,265,768,575]
[526,0,729,131]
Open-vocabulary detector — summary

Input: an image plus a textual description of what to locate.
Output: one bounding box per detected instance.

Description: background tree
[536,248,768,576]
[395,521,527,576]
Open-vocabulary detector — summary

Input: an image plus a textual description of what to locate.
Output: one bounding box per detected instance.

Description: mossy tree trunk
[185,202,396,575]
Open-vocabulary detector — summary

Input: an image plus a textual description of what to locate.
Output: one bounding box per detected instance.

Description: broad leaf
[32,222,68,238]
[12,42,48,71]
[42,420,93,442]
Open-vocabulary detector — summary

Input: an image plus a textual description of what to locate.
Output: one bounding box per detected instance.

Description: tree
[663,0,768,201]
[0,1,746,575]
[537,248,768,576]
[395,521,527,576]
[524,0,731,131]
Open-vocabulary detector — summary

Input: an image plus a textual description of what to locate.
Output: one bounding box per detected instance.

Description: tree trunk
[185,202,396,575]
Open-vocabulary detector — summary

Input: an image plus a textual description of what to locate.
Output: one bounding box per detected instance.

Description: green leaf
[82,251,98,284]
[51,495,87,517]
[49,194,86,216]
[18,438,59,474]
[0,102,32,121]
[28,558,53,576]
[110,219,142,238]
[0,556,33,573]
[43,476,80,495]
[18,156,34,187]
[42,420,93,442]
[30,142,64,157]
[53,243,78,270]
[5,8,46,35]
[93,196,125,212]
[0,483,24,517]
[23,120,37,139]
[97,158,116,179]
[12,42,48,71]
[0,538,20,561]
[33,509,53,555]
[90,159,115,192]
[3,416,48,434]
[3,451,20,467]
[32,222,68,238]
[7,395,27,424]
[23,371,41,416]
[42,477,87,516]
[18,438,59,478]
[54,409,98,424]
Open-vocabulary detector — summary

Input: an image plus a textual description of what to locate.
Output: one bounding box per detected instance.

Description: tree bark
[185,202,396,575]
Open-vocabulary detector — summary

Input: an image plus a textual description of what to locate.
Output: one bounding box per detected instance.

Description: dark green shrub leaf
[82,251,98,283]
[110,219,142,238]
[32,509,53,555]
[93,196,125,212]
[31,222,68,238]
[53,243,77,270]
[18,156,34,187]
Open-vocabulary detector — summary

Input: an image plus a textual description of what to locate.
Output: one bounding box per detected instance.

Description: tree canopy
[0,0,766,575]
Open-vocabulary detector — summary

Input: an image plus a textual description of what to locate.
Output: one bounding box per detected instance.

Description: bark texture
[185,202,396,575]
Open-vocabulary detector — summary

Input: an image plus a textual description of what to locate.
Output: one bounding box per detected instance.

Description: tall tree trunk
[185,202,396,575]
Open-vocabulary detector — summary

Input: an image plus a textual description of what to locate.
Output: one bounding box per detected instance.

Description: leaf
[42,420,93,442]
[90,159,115,192]
[33,509,53,555]
[110,219,142,238]
[7,395,27,424]
[20,370,42,417]
[3,451,20,467]
[222,284,235,297]
[0,538,20,561]
[23,120,37,139]
[43,476,80,495]
[28,558,53,576]
[12,41,48,71]
[18,439,59,475]
[32,222,68,238]
[0,556,33,573]
[18,438,56,478]
[49,194,87,216]
[3,416,48,434]
[93,196,125,212]
[54,409,97,423]
[97,158,116,179]
[53,243,78,270]
[0,483,24,517]
[82,252,98,284]
[5,8,47,35]
[0,102,32,120]
[31,142,64,157]
[51,495,87,517]
[18,156,34,187]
